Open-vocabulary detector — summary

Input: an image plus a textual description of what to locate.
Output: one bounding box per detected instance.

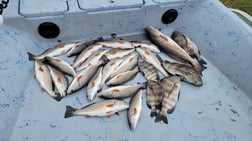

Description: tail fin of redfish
[64,105,76,118]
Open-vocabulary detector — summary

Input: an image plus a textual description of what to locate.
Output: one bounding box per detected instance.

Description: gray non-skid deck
[1,0,252,141]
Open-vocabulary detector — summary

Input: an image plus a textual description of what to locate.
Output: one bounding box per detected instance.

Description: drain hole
[38,22,60,39]
[161,9,178,24]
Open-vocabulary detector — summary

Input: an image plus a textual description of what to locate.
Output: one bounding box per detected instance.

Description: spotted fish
[131,41,160,53]
[97,40,134,49]
[104,48,135,60]
[87,66,103,101]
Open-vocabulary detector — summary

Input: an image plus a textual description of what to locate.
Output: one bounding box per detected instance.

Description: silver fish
[101,58,124,86]
[136,47,169,76]
[66,37,103,57]
[28,43,76,60]
[67,62,101,94]
[111,53,139,77]
[34,60,61,101]
[98,83,145,99]
[145,26,204,74]
[155,76,181,124]
[128,89,143,130]
[160,59,203,86]
[64,100,129,118]
[87,66,103,101]
[171,31,207,66]
[146,80,163,117]
[138,61,159,82]
[72,44,103,69]
[97,40,134,49]
[45,56,77,77]
[76,49,109,72]
[131,41,160,53]
[104,48,135,60]
[48,65,68,97]
[106,69,139,86]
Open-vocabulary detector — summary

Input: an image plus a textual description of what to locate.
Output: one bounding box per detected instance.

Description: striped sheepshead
[146,80,164,117]
[160,58,203,86]
[98,83,145,99]
[97,40,134,49]
[106,69,139,86]
[44,56,77,77]
[34,60,61,101]
[87,67,103,101]
[28,42,76,60]
[64,100,129,118]
[72,44,103,69]
[155,76,181,124]
[171,31,207,66]
[128,89,143,131]
[136,47,169,76]
[145,26,204,74]
[67,62,102,94]
[138,61,159,82]
[47,65,68,98]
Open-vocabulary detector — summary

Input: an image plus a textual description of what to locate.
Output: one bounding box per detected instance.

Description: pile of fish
[27,26,207,130]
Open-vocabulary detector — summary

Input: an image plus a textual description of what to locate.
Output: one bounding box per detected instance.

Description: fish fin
[155,113,168,124]
[64,105,76,118]
[150,110,157,117]
[115,112,120,116]
[53,95,63,102]
[81,102,96,109]
[27,52,36,61]
[100,55,110,64]
[167,108,175,114]
[198,58,207,66]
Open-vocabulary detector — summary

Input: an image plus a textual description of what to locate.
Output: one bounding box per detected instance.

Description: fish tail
[27,52,36,61]
[100,55,110,64]
[53,95,63,102]
[155,112,168,124]
[198,58,207,66]
[64,105,76,118]
[150,108,157,117]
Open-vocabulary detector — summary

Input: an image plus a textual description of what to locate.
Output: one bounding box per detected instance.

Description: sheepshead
[76,49,109,72]
[98,83,145,99]
[98,40,134,49]
[72,44,103,68]
[87,67,103,101]
[145,26,204,74]
[28,43,76,60]
[104,48,134,60]
[106,69,139,86]
[66,37,103,57]
[64,100,129,118]
[67,62,101,94]
[44,56,76,77]
[155,76,181,124]
[131,41,160,53]
[138,61,159,82]
[160,59,203,86]
[128,89,143,130]
[171,31,207,66]
[111,53,139,77]
[101,58,124,86]
[146,80,164,117]
[34,60,61,101]
[136,47,169,76]
[47,65,68,97]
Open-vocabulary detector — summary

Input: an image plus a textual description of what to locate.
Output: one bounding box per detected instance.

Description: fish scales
[138,61,159,82]
[128,89,143,130]
[64,100,129,118]
[145,26,204,74]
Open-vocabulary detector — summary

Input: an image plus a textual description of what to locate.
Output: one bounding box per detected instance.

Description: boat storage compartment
[0,0,252,141]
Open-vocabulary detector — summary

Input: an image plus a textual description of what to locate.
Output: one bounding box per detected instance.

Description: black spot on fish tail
[64,105,76,118]
[27,52,36,61]
[155,113,168,124]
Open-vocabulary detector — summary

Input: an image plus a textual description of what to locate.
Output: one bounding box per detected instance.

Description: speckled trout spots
[38,67,44,72]
[160,34,169,42]
[77,75,83,82]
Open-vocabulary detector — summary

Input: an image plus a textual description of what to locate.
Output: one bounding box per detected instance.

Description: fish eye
[38,22,60,39]
[161,9,178,24]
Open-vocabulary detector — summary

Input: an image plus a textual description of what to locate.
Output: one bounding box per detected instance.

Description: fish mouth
[145,26,160,38]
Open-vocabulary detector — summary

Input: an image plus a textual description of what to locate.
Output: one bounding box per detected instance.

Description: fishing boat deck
[0,0,252,141]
